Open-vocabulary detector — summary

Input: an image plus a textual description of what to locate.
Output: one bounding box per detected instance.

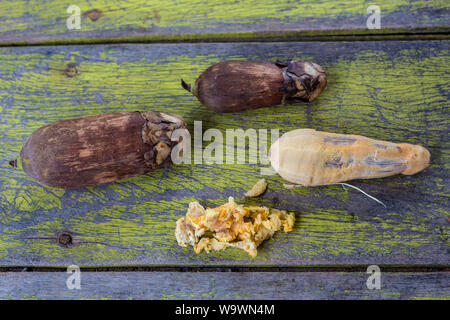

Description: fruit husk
[182,60,327,113]
[20,111,186,188]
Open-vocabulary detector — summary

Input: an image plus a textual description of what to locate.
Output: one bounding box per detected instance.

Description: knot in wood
[83,9,103,22]
[64,63,78,77]
[58,232,73,247]
[8,159,17,168]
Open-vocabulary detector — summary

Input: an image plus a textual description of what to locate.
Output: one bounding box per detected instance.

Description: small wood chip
[244,179,267,197]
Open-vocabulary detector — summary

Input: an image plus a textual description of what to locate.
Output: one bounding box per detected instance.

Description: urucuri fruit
[182,60,327,113]
[20,111,187,188]
[269,129,430,186]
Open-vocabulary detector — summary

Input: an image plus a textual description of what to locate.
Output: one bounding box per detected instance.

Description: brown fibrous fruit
[182,60,327,113]
[20,111,187,188]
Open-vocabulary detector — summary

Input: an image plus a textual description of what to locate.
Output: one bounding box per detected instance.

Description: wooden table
[0,0,448,300]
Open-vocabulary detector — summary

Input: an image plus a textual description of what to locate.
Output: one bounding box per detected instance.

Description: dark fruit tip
[181,79,191,92]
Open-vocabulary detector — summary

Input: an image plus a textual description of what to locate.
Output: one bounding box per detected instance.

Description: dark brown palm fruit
[181,60,327,113]
[20,111,187,188]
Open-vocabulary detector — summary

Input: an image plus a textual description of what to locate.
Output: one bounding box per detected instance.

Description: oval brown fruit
[181,60,327,113]
[20,111,187,188]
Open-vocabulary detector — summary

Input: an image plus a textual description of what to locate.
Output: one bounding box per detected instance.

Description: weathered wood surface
[0,41,449,266]
[0,0,449,44]
[0,271,448,300]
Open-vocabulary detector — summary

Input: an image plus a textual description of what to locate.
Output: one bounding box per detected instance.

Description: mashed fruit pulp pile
[175,197,295,257]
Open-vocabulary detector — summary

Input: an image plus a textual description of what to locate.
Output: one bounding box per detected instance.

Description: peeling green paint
[0,0,448,45]
[411,292,450,300]
[0,41,448,265]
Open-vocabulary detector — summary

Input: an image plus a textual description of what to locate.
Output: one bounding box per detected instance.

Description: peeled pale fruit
[269,129,430,186]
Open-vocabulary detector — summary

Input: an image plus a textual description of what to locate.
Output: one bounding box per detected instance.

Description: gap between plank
[1,265,449,273]
[0,29,449,47]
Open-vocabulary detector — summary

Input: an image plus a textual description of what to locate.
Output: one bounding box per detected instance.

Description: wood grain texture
[0,0,449,44]
[0,271,448,300]
[0,41,448,266]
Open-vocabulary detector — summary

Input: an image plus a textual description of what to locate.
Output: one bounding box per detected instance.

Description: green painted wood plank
[0,271,448,299]
[0,1,449,45]
[0,41,448,266]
